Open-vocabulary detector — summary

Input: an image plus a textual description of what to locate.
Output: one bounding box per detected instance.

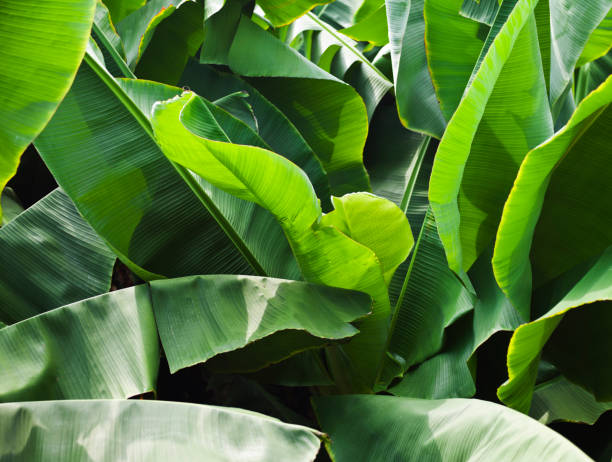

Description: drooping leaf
[36,53,298,281]
[493,75,612,311]
[531,375,612,425]
[498,245,612,414]
[92,1,131,78]
[429,0,553,280]
[227,15,372,196]
[153,91,412,389]
[0,0,95,221]
[387,0,447,137]
[0,189,115,325]
[313,395,591,461]
[179,62,331,207]
[286,12,393,118]
[0,400,322,461]
[0,286,159,402]
[150,275,371,373]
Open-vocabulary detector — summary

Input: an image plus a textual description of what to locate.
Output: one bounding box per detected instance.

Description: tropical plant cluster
[0,0,611,460]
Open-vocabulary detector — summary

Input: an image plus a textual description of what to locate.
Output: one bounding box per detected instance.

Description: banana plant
[0,0,611,460]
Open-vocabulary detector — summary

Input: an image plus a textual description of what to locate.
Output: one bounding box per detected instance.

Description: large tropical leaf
[0,286,159,402]
[313,395,591,461]
[576,50,612,101]
[0,0,95,220]
[386,0,446,137]
[35,52,299,281]
[548,0,612,108]
[429,0,553,281]
[0,188,23,226]
[423,0,483,120]
[230,16,371,196]
[150,275,371,373]
[577,8,612,67]
[0,189,115,324]
[0,400,322,461]
[179,62,332,207]
[152,91,412,389]
[286,12,393,117]
[493,75,612,311]
[257,0,332,26]
[498,245,612,414]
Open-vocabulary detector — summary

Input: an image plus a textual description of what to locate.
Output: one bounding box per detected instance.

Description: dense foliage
[1,0,611,460]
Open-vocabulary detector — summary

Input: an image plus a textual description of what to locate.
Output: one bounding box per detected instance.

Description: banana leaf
[313,395,591,461]
[387,0,447,137]
[0,286,159,402]
[0,0,95,221]
[257,0,333,26]
[0,400,321,461]
[577,8,612,67]
[493,75,612,311]
[429,0,553,284]
[0,188,23,226]
[152,92,412,389]
[498,245,612,414]
[0,189,115,324]
[150,275,371,373]
[35,52,299,281]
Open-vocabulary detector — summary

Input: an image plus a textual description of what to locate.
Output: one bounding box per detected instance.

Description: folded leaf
[228,16,371,196]
[150,275,371,373]
[0,400,321,461]
[313,395,590,461]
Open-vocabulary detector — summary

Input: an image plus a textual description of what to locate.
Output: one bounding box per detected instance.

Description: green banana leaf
[387,0,447,137]
[576,50,612,101]
[548,0,612,107]
[101,0,145,23]
[226,15,371,196]
[340,5,388,46]
[0,400,322,461]
[0,0,95,221]
[493,75,612,311]
[498,245,612,414]
[0,286,159,402]
[286,12,393,117]
[0,188,23,226]
[134,1,204,84]
[116,0,185,68]
[460,0,500,25]
[257,0,332,26]
[35,52,299,281]
[531,375,612,425]
[152,91,412,389]
[424,0,483,120]
[179,62,331,207]
[0,189,115,325]
[577,8,612,67]
[389,313,476,399]
[150,275,371,373]
[380,210,475,385]
[92,1,130,78]
[429,0,553,282]
[313,395,591,461]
